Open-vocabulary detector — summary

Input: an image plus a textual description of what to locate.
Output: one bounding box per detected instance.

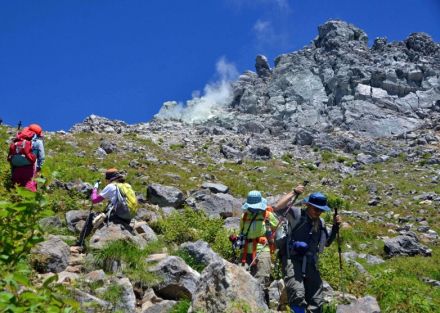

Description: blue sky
[1,0,439,131]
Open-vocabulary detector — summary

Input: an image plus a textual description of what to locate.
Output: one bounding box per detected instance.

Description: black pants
[77,212,133,246]
[109,214,133,232]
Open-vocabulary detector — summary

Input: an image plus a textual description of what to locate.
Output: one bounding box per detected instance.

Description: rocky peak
[255,55,271,78]
[314,19,368,50]
[227,19,440,140]
[404,32,439,56]
[70,114,129,134]
[72,20,440,159]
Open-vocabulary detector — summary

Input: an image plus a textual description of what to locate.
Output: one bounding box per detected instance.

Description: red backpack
[7,128,37,167]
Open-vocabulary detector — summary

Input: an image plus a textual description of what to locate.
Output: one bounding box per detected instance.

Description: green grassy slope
[0,125,439,313]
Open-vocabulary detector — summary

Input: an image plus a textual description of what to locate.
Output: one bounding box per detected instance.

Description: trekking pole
[247,241,269,269]
[335,207,343,271]
[334,206,346,300]
[77,180,100,249]
[77,203,94,249]
[272,180,309,235]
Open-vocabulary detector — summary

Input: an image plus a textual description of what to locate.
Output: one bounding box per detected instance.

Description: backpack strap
[286,208,307,259]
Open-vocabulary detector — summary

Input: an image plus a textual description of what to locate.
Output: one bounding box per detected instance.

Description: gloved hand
[293,185,305,195]
[290,241,309,255]
[93,181,100,189]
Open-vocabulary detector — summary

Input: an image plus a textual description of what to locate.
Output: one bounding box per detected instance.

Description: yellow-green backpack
[115,183,138,220]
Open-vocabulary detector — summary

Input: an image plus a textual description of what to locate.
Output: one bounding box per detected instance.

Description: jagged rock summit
[156,19,440,139]
[71,20,440,161]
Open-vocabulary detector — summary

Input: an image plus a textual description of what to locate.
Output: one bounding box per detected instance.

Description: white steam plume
[155,57,239,123]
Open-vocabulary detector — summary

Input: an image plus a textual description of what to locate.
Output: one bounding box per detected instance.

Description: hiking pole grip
[290,180,309,207]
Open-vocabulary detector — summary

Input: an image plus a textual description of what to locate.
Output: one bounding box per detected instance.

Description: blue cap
[303,192,331,211]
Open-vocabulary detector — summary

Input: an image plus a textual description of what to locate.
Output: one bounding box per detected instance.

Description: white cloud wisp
[155,57,239,123]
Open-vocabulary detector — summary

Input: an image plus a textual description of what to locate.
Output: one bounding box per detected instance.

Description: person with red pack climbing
[7,123,45,192]
[274,189,342,313]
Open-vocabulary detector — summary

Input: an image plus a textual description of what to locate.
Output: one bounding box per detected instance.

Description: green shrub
[336,156,348,163]
[368,268,439,313]
[154,207,234,260]
[91,239,162,287]
[323,302,337,313]
[173,249,206,272]
[319,245,368,297]
[170,299,191,313]
[281,153,293,164]
[321,151,334,163]
[170,143,185,150]
[0,188,80,312]
[100,283,125,308]
[0,188,51,267]
[326,194,347,212]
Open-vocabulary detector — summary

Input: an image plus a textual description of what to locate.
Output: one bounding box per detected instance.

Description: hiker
[274,190,342,313]
[28,124,45,175]
[7,124,45,192]
[75,168,138,247]
[238,190,278,301]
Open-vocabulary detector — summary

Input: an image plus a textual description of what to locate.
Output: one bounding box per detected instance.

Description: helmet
[28,124,43,136]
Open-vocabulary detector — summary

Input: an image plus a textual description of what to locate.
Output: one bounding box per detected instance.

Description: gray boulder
[223,216,241,231]
[180,240,222,267]
[337,295,381,313]
[95,147,107,158]
[65,210,89,232]
[100,140,117,153]
[149,256,200,300]
[73,289,112,313]
[141,300,177,313]
[134,221,158,243]
[356,153,376,165]
[111,277,136,313]
[89,223,148,250]
[39,216,63,229]
[267,279,288,311]
[295,129,314,146]
[314,19,368,50]
[140,288,175,312]
[201,182,229,194]
[247,145,272,160]
[220,144,243,160]
[190,260,268,313]
[70,114,128,134]
[31,236,70,273]
[384,232,432,257]
[147,183,185,208]
[405,32,438,56]
[191,192,242,218]
[255,55,271,78]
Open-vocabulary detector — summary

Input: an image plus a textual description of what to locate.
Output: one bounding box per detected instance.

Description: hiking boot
[70,245,84,254]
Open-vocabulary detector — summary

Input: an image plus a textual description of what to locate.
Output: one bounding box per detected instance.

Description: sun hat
[303,192,331,211]
[241,190,267,211]
[105,168,124,182]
